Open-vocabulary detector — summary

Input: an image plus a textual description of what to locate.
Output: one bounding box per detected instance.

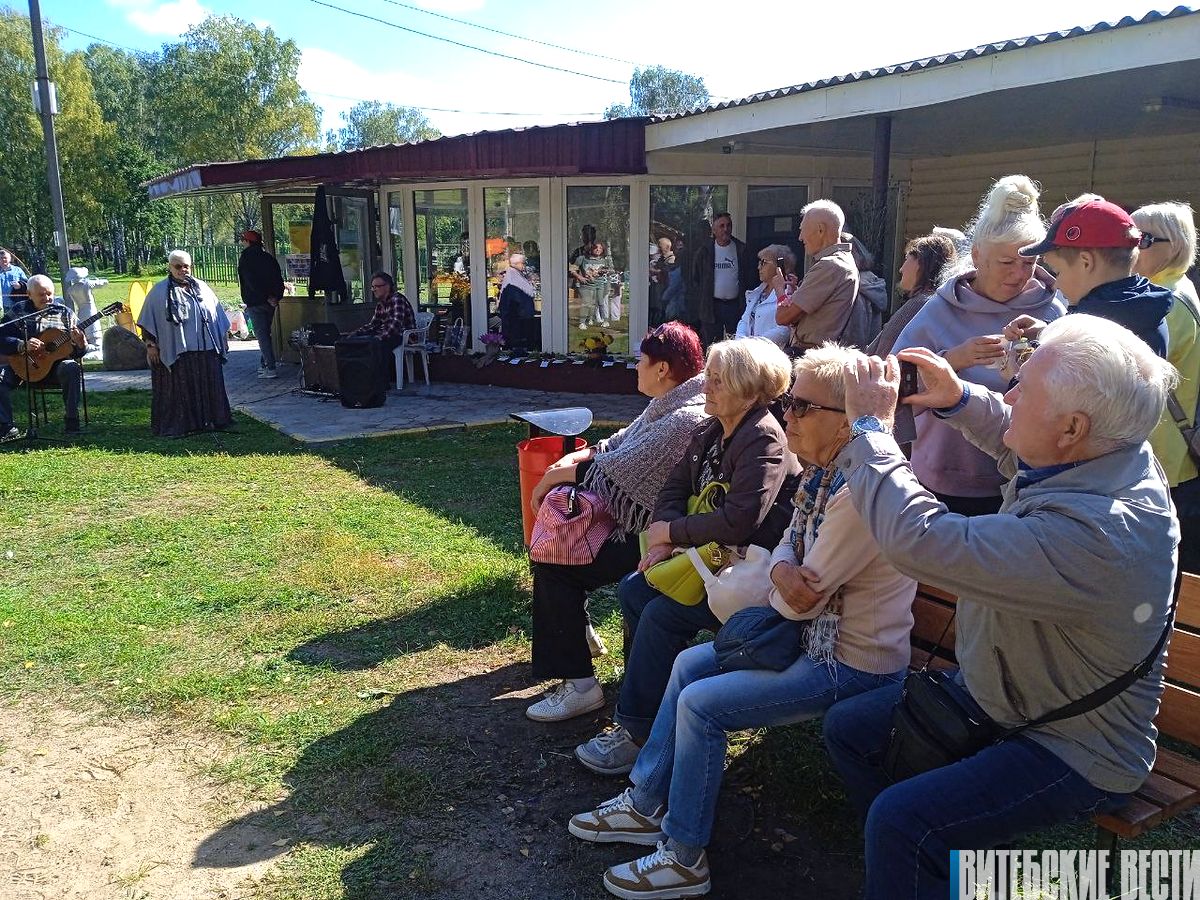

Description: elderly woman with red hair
[526,322,708,723]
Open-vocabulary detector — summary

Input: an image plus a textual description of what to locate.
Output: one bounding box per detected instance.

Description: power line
[308,89,602,117]
[377,0,643,68]
[307,0,627,85]
[44,19,143,53]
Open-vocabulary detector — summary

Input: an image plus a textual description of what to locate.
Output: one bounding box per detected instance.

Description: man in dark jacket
[690,213,756,346]
[238,230,286,378]
[1016,196,1173,356]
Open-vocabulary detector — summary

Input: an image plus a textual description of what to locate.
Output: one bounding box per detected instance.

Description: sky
[35,0,1182,142]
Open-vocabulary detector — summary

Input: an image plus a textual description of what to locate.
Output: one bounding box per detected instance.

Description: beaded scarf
[788,463,846,666]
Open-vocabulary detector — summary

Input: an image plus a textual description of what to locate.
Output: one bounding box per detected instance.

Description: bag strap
[685,546,719,587]
[1166,389,1200,468]
[1000,588,1179,738]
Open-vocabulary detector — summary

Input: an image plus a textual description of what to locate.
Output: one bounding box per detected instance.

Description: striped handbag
[529,485,616,566]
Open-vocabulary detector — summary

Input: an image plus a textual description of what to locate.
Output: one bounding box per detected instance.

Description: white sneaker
[257,368,279,379]
[568,787,665,845]
[603,843,711,898]
[586,624,608,658]
[526,680,605,722]
[576,725,640,775]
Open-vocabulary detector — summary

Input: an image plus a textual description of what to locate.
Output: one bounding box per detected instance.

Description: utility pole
[27,0,71,280]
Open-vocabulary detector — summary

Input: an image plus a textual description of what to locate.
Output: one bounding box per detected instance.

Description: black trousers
[530,532,641,680]
[933,491,1003,517]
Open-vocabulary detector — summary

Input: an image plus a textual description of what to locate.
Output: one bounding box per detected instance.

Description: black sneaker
[0,425,22,442]
[65,418,82,434]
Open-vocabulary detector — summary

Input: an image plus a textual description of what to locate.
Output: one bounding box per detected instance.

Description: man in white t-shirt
[690,213,755,346]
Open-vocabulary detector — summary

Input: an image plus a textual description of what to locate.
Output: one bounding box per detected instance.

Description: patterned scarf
[787,464,846,666]
[579,373,707,535]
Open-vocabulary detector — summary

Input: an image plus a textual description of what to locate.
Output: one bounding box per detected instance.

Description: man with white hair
[0,274,87,437]
[774,200,859,354]
[820,314,1178,899]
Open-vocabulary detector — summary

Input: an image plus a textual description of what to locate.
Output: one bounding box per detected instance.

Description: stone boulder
[102,325,149,371]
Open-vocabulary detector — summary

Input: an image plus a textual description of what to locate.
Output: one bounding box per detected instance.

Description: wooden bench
[908,574,1200,850]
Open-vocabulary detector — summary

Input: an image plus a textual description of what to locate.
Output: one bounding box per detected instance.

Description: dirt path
[0,699,282,900]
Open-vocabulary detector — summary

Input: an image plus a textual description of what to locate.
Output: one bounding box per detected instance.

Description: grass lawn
[89,274,244,309]
[0,390,1195,899]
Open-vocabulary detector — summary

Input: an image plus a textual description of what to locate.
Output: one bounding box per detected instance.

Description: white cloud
[111,0,211,37]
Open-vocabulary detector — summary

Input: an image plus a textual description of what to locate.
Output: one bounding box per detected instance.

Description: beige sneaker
[568,787,665,845]
[586,623,608,658]
[525,680,605,722]
[603,842,710,898]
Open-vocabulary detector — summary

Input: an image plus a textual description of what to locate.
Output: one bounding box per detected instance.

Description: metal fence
[177,243,292,284]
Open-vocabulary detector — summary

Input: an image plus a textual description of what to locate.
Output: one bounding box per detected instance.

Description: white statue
[63,266,108,348]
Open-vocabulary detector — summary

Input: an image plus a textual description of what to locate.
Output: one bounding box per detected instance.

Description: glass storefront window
[333,195,368,303]
[649,184,729,330]
[414,188,471,338]
[746,184,808,270]
[484,186,541,351]
[566,185,630,356]
[387,192,405,291]
[269,202,313,295]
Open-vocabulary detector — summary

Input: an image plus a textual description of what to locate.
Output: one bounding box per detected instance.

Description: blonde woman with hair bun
[890,175,1066,516]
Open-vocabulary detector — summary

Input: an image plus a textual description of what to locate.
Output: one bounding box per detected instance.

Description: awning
[144,119,648,199]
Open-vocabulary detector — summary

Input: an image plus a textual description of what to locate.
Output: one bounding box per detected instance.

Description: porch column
[872,115,893,277]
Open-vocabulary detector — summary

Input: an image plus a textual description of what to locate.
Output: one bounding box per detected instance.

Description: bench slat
[1150,748,1200,791]
[911,594,956,648]
[1133,770,1197,812]
[1165,628,1200,691]
[1177,573,1200,631]
[1155,682,1200,747]
[1094,796,1165,836]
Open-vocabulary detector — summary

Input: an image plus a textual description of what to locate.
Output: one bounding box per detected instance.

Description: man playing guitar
[0,274,86,439]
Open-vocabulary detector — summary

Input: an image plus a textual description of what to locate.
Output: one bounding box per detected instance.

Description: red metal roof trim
[146,119,647,198]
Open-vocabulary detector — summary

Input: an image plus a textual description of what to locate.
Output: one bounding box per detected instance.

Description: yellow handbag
[642,481,731,606]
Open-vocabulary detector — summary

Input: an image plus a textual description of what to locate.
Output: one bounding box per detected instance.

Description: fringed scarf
[579,373,707,535]
[788,464,846,667]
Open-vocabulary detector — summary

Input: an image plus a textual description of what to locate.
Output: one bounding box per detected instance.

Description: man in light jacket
[822,313,1178,900]
[774,200,858,354]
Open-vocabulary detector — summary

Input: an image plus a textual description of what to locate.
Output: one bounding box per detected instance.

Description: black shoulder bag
[883,592,1177,783]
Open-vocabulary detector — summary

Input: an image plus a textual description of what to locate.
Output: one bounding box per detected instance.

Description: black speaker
[335,337,387,408]
[305,322,341,346]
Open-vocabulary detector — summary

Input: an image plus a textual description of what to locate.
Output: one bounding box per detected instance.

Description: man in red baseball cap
[1015,195,1173,356]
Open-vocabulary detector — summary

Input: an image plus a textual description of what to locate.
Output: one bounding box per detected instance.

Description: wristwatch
[850,415,891,439]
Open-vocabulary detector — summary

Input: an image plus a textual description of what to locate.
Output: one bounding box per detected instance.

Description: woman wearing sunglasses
[567,344,916,899]
[734,245,794,349]
[1134,201,1200,574]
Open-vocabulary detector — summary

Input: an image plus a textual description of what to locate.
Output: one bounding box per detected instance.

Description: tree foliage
[604,66,710,119]
[328,101,441,151]
[0,12,324,272]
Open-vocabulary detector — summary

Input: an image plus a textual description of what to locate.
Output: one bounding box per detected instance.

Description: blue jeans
[630,641,903,848]
[821,682,1131,900]
[614,572,720,742]
[245,304,276,370]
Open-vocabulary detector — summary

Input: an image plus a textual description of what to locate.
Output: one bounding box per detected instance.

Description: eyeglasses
[371,281,389,289]
[778,394,845,417]
[1139,233,1172,249]
[644,324,669,340]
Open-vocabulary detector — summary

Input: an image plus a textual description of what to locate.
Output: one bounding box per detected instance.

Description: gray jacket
[836,386,1178,794]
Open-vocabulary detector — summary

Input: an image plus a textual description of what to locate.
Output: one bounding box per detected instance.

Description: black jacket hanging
[308,185,348,301]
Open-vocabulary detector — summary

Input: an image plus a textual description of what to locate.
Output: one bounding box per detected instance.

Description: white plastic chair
[395,310,435,389]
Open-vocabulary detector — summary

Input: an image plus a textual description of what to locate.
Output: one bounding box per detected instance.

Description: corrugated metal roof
[145,119,647,198]
[652,6,1200,124]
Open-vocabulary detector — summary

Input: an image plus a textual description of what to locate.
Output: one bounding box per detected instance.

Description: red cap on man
[1019,198,1141,257]
[242,229,262,244]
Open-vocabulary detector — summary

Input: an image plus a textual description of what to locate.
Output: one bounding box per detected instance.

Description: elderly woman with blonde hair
[138,249,232,437]
[1135,201,1200,571]
[574,337,802,777]
[891,175,1065,515]
[566,343,916,898]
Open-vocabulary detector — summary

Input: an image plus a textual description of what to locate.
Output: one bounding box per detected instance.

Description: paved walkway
[87,342,647,443]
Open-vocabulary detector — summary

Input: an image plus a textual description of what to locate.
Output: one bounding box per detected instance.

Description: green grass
[89,275,244,309]
[0,391,1193,899]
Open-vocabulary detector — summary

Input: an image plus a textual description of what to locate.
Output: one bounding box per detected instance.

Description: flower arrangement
[479,331,504,347]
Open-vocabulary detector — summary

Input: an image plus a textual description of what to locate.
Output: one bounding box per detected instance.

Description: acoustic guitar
[3,302,123,383]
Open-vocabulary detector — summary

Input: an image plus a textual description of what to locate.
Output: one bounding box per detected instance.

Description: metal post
[27,0,71,280]
[872,115,893,271]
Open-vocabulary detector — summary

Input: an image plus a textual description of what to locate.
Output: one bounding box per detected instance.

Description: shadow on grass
[287,573,531,665]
